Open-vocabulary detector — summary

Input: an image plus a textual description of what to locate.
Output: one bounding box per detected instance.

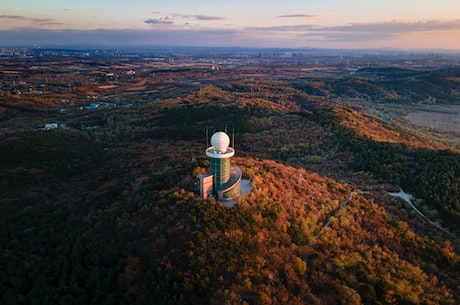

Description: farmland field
[405,105,460,133]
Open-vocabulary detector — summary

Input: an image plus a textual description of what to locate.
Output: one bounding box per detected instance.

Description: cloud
[278,14,321,20]
[0,28,244,48]
[144,14,179,25]
[301,31,392,43]
[143,13,225,25]
[316,19,460,34]
[0,15,28,20]
[33,18,53,23]
[298,19,460,44]
[0,15,58,26]
[0,15,52,23]
[193,15,225,21]
[38,21,64,27]
[2,19,460,49]
[144,18,174,25]
[247,24,319,32]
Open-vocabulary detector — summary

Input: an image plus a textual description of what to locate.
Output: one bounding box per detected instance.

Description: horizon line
[1,45,460,54]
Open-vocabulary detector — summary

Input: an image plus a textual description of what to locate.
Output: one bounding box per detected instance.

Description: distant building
[200,131,241,202]
[44,123,58,130]
[42,123,68,130]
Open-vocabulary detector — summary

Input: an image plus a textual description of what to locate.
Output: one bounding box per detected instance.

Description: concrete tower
[200,131,241,201]
[206,132,234,189]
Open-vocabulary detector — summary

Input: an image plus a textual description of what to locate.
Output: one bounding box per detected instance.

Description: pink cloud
[278,14,321,20]
[193,15,225,21]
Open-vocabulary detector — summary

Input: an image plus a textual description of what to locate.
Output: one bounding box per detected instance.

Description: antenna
[224,125,227,134]
[232,128,235,149]
[205,126,209,148]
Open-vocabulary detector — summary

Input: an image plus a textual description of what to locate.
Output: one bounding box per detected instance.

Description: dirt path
[315,189,456,239]
[315,191,356,238]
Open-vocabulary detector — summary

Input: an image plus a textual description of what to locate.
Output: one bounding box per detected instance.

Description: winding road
[388,189,455,237]
[315,189,455,239]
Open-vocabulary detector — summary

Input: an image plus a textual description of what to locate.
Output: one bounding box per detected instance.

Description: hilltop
[1,55,460,304]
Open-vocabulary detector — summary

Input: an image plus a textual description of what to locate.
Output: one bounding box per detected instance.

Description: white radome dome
[211,131,230,152]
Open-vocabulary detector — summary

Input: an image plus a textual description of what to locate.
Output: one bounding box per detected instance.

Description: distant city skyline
[2,0,460,50]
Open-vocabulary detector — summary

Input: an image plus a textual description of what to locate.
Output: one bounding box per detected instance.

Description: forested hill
[293,68,460,104]
[1,81,459,305]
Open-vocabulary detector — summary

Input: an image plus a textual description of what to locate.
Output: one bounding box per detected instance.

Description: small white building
[44,123,58,130]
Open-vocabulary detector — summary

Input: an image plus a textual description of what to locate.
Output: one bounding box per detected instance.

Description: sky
[1,0,460,50]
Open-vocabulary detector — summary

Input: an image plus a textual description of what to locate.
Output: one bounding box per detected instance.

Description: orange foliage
[334,105,451,150]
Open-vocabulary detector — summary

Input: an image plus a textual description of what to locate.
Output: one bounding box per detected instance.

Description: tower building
[200,131,241,202]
